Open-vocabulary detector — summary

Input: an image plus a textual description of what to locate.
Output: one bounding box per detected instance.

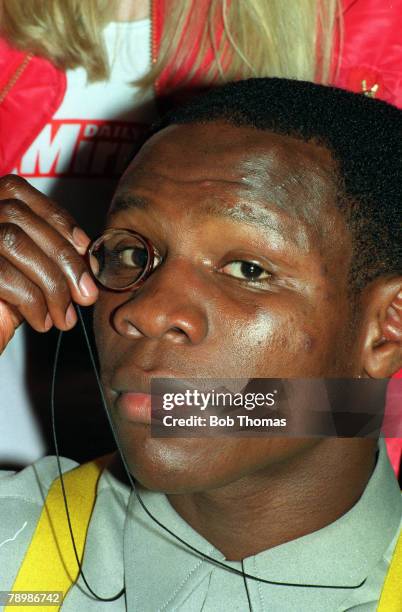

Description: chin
[118,429,224,493]
[116,424,323,494]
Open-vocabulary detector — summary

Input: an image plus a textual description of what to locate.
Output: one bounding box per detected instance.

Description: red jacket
[335,0,402,104]
[1,0,402,174]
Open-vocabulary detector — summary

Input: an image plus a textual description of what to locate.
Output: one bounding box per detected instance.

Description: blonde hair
[145,0,341,88]
[1,0,341,84]
[1,0,115,81]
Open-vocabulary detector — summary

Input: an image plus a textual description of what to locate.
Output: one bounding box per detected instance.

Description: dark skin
[0,122,401,561]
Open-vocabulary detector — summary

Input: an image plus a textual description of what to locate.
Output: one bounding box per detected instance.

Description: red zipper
[151,0,160,97]
[0,52,33,105]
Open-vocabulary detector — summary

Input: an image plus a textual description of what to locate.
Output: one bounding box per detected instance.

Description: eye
[117,246,162,269]
[119,246,148,268]
[220,260,272,282]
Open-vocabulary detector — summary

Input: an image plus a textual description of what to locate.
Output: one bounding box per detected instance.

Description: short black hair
[154,78,402,291]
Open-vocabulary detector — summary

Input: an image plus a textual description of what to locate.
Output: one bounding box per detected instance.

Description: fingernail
[72,227,90,254]
[44,313,53,331]
[65,303,77,327]
[79,271,98,298]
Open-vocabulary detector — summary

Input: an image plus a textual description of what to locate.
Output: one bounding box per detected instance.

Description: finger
[0,223,78,329]
[0,255,57,333]
[0,204,98,305]
[0,175,90,254]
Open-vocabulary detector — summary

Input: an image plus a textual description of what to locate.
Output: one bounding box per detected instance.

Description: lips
[116,392,152,424]
[110,367,218,426]
[115,390,170,425]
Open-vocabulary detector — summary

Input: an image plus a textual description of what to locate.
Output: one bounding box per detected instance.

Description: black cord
[50,305,369,603]
[241,559,252,612]
[51,325,125,602]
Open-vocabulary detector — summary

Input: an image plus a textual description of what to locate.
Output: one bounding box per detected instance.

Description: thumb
[0,300,23,355]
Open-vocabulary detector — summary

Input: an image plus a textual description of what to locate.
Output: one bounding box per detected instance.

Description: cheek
[220,293,348,378]
[220,301,321,376]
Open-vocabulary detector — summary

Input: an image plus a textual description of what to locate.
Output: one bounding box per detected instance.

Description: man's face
[94,121,363,492]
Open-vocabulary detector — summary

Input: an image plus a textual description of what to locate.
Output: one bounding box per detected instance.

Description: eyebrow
[110,193,149,214]
[204,192,313,251]
[109,191,308,248]
[205,199,286,231]
[112,191,294,226]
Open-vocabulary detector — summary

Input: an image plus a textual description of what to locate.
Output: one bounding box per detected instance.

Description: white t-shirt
[0,19,156,464]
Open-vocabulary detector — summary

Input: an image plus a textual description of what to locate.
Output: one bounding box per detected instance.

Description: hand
[0,175,99,354]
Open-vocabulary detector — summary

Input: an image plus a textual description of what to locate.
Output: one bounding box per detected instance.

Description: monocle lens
[89,230,151,290]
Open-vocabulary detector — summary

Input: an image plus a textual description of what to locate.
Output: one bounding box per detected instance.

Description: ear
[361,278,402,378]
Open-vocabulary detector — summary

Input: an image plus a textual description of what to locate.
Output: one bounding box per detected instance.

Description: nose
[112,259,209,345]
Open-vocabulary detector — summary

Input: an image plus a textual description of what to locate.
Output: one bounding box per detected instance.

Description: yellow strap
[5,455,110,612]
[5,454,402,611]
[377,526,402,611]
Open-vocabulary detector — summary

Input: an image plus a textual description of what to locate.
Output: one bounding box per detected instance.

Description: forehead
[125,119,335,176]
[112,122,346,257]
[116,121,338,216]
